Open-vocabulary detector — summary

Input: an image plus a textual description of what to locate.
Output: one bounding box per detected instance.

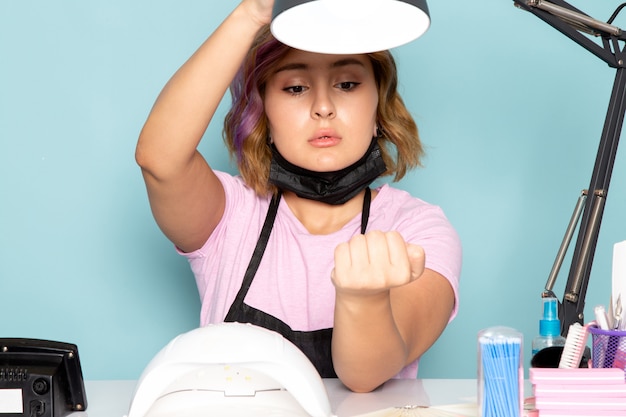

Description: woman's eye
[336,81,360,91]
[284,85,306,95]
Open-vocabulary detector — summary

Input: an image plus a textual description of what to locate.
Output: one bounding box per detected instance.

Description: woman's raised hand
[241,0,274,26]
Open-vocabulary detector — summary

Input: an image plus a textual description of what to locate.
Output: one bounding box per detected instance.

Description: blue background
[1,0,625,380]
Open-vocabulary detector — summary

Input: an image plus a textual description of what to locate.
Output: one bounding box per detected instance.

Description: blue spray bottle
[532,297,566,357]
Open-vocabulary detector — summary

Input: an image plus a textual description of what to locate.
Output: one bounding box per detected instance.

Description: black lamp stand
[513,0,626,335]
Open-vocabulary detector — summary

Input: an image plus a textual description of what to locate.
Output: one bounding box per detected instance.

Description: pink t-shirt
[181,171,462,378]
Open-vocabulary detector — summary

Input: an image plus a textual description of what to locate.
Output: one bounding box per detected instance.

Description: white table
[69,379,479,417]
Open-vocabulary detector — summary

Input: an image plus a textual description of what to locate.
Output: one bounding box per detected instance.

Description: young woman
[136,0,461,393]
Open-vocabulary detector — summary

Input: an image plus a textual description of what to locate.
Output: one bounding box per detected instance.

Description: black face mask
[268,139,387,205]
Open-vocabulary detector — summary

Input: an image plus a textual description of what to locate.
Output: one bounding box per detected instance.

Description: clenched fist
[331,230,425,296]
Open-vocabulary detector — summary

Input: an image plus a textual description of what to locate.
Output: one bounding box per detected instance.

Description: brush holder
[477,326,524,417]
[588,325,626,373]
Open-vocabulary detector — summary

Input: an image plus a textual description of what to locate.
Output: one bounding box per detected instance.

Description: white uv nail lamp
[125,323,333,417]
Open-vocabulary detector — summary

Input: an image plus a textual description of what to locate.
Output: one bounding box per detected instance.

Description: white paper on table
[352,403,478,417]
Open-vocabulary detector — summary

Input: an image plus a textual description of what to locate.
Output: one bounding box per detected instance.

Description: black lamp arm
[514,0,624,66]
[513,0,626,335]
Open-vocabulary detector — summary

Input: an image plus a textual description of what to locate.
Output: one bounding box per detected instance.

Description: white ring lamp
[271,0,431,54]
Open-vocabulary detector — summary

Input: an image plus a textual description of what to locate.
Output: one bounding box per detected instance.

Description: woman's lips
[308,136,341,147]
[309,130,341,147]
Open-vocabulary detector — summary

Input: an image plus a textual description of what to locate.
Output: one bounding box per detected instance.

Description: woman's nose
[311,89,335,119]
